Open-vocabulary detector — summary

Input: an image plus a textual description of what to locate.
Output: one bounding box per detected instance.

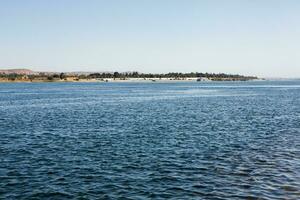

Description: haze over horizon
[1,0,300,78]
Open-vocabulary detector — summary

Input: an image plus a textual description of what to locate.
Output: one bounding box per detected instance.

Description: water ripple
[0,81,299,199]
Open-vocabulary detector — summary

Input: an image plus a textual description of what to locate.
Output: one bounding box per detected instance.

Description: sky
[0,0,299,78]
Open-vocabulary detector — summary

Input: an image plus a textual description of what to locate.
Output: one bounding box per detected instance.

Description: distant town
[0,69,258,82]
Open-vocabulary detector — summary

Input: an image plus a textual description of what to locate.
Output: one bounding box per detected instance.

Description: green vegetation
[87,72,256,79]
[0,71,257,82]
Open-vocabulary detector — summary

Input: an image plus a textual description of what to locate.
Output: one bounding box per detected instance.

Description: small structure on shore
[197,77,211,81]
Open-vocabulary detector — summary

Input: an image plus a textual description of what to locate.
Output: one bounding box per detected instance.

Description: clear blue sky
[0,0,299,77]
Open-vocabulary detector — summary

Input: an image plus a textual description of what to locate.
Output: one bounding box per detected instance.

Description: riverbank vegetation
[0,71,258,82]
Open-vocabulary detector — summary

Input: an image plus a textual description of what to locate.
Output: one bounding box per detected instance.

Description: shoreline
[0,78,263,83]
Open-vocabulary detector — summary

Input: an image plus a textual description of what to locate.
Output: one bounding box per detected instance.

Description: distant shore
[0,77,262,83]
[0,69,259,83]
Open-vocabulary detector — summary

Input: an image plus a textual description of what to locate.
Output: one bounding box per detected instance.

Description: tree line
[86,72,257,79]
[0,71,257,81]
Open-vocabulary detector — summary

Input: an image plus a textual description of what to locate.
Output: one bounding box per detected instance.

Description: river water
[0,81,299,199]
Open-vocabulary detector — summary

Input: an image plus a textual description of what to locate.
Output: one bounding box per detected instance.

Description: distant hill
[0,69,36,75]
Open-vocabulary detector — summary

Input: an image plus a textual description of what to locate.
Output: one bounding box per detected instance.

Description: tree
[53,74,59,78]
[59,73,66,80]
[113,72,120,79]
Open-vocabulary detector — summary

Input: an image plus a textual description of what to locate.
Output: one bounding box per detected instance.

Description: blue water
[0,81,299,199]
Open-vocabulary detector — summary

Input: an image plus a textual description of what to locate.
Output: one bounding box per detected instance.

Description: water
[0,81,299,199]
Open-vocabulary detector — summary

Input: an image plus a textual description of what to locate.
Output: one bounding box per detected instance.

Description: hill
[0,69,36,75]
